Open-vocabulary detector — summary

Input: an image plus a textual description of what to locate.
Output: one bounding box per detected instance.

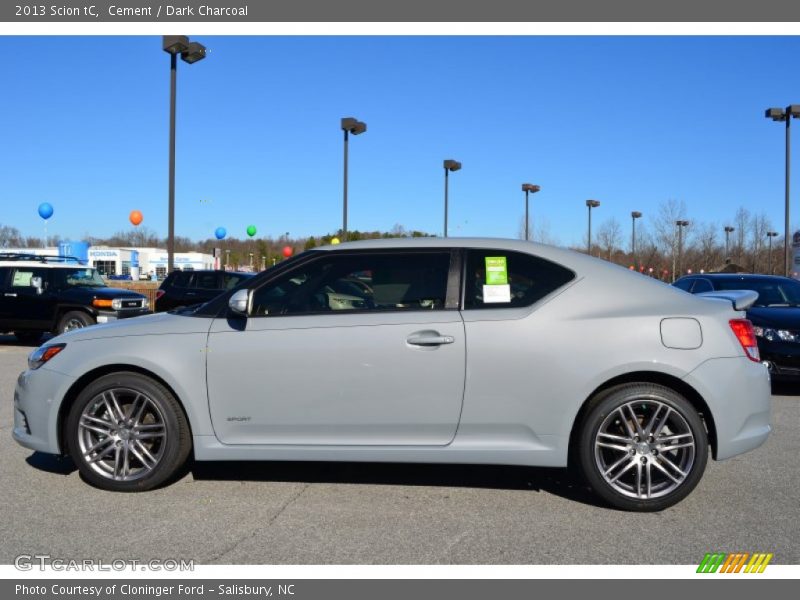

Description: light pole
[765,105,800,277]
[443,160,462,237]
[767,231,779,274]
[225,249,230,270]
[675,220,689,281]
[585,200,600,255]
[341,117,367,242]
[163,36,206,275]
[521,183,540,241]
[724,226,735,261]
[631,211,642,270]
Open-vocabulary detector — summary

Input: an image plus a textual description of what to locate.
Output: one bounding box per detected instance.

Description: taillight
[729,319,760,362]
[156,290,165,300]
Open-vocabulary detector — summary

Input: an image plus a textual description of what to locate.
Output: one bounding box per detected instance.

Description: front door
[206,250,465,446]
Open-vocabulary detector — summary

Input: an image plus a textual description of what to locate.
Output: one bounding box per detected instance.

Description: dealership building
[2,243,215,279]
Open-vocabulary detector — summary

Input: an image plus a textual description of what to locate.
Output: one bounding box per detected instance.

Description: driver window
[250,252,451,316]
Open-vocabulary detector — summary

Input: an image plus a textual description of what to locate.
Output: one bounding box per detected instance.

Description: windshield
[712,278,800,307]
[59,268,107,288]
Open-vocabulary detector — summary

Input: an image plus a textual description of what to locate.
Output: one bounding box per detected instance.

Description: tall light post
[724,226,735,261]
[585,200,600,255]
[162,35,206,274]
[443,159,462,237]
[767,231,779,274]
[341,117,367,242]
[765,105,800,277]
[521,183,540,241]
[675,220,690,281]
[631,211,642,270]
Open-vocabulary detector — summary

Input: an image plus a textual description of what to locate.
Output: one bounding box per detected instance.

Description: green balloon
[246,225,257,237]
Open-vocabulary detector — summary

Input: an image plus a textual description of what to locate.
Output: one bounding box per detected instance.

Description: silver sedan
[13,238,771,511]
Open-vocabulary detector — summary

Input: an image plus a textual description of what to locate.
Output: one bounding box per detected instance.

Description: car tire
[65,372,192,492]
[57,311,95,334]
[576,383,709,512]
[14,331,44,345]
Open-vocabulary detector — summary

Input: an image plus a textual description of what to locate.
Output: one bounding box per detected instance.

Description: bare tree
[596,217,623,261]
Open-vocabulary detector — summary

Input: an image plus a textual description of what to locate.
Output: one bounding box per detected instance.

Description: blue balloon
[214,227,227,240]
[38,203,54,220]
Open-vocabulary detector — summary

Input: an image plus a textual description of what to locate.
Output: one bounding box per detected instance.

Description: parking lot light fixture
[341,117,367,242]
[675,220,690,282]
[724,226,735,261]
[442,160,462,238]
[767,231,779,274]
[163,35,207,275]
[764,105,800,277]
[585,199,600,255]
[521,184,541,241]
[631,211,642,270]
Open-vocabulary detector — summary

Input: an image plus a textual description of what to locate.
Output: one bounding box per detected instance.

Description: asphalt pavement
[0,336,797,565]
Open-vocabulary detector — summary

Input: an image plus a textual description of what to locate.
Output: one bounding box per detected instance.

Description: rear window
[711,278,800,306]
[194,272,219,290]
[169,271,191,288]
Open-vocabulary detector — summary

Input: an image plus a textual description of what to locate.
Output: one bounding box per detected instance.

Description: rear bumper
[683,357,771,461]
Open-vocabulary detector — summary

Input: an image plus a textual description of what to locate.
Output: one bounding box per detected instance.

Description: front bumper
[95,308,151,324]
[683,356,771,461]
[12,367,76,455]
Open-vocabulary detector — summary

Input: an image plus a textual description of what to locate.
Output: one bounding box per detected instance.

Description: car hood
[746,306,800,329]
[48,311,213,344]
[58,286,146,300]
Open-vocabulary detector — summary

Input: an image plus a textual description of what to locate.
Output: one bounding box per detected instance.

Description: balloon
[330,237,340,245]
[282,246,293,258]
[129,210,143,226]
[246,225,257,237]
[214,227,227,240]
[38,203,53,220]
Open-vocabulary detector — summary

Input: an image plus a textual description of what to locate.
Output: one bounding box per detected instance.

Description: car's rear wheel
[57,311,95,334]
[577,383,708,512]
[14,331,44,345]
[65,372,191,492]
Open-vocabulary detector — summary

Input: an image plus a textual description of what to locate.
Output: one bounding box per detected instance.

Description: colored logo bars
[697,552,773,573]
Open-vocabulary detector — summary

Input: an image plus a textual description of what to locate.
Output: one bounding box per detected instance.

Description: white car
[13,238,771,511]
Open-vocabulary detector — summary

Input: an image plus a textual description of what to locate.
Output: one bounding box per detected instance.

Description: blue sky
[1,35,798,246]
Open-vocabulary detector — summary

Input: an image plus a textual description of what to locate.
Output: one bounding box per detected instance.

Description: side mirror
[228,289,249,316]
[30,276,43,295]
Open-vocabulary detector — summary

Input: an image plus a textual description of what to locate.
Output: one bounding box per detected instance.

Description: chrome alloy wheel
[62,317,86,332]
[594,399,696,500]
[77,388,167,482]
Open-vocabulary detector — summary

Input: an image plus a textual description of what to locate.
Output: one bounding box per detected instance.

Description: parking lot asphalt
[1,335,798,565]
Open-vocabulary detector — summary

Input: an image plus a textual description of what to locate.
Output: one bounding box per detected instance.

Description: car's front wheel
[65,372,191,491]
[57,311,95,334]
[577,383,709,512]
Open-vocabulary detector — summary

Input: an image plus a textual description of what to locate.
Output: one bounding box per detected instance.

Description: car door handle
[4,293,17,297]
[185,292,197,296]
[406,332,455,346]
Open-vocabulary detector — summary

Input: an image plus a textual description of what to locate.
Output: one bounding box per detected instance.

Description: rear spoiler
[697,290,758,311]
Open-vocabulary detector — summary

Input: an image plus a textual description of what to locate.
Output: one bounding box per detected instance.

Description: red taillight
[729,319,760,362]
[156,290,165,300]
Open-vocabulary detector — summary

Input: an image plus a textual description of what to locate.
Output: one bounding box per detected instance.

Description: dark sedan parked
[155,270,254,312]
[674,273,800,379]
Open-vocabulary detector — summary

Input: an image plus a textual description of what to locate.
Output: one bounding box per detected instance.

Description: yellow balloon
[331,237,340,245]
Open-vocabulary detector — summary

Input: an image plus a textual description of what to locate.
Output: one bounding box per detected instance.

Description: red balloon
[282,246,293,258]
[129,210,143,226]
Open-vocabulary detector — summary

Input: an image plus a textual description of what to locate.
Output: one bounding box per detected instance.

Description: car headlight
[753,326,799,343]
[141,298,150,309]
[28,344,66,370]
[111,298,122,310]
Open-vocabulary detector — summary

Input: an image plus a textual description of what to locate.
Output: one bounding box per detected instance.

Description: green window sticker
[485,256,508,285]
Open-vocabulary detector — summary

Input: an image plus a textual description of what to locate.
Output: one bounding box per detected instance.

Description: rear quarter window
[464,249,575,309]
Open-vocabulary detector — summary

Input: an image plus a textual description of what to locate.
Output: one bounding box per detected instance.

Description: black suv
[674,273,800,380]
[155,269,254,312]
[0,253,151,344]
